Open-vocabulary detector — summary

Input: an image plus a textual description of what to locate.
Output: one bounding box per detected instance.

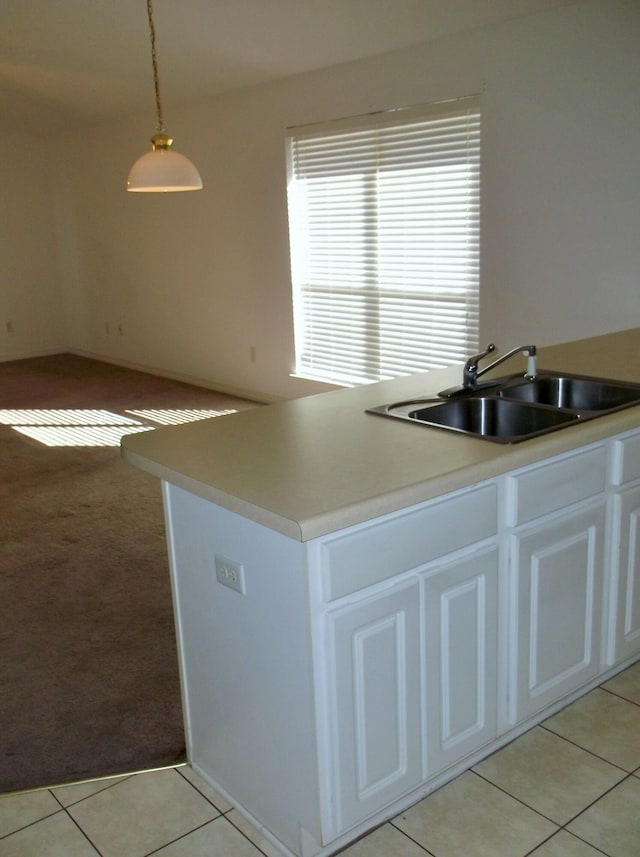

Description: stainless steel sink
[497,374,640,411]
[407,397,579,442]
[368,370,640,443]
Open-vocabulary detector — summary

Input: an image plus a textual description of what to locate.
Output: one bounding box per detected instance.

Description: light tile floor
[1,662,639,857]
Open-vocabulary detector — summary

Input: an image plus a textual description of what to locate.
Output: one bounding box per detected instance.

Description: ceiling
[1,0,580,132]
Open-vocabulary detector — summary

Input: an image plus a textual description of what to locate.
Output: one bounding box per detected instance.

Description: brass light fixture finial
[127,0,203,192]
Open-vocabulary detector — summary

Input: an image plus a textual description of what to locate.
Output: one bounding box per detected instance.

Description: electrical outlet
[215,555,246,594]
[6,321,14,334]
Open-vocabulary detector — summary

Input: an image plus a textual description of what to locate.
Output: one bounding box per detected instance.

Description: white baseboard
[0,346,66,363]
[69,349,281,404]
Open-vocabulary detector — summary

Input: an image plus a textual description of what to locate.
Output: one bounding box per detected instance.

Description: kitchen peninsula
[122,328,640,857]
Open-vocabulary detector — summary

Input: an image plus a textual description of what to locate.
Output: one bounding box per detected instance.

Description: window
[286,96,480,386]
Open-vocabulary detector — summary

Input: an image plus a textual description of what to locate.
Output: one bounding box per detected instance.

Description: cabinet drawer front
[506,445,606,526]
[611,430,640,486]
[321,483,498,601]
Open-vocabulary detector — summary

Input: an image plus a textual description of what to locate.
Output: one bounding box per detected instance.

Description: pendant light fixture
[127,0,203,192]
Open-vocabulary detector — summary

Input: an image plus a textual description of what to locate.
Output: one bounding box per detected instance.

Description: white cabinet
[422,546,498,776]
[318,483,499,838]
[324,545,500,835]
[327,580,422,833]
[507,501,606,723]
[608,485,640,662]
[503,444,607,724]
[160,433,640,857]
[607,431,640,664]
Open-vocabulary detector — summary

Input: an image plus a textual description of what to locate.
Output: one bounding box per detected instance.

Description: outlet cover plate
[215,555,246,594]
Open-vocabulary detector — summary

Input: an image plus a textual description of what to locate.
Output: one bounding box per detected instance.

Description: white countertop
[121,328,640,541]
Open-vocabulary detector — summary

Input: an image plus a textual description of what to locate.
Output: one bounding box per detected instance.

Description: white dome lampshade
[127,132,203,193]
[126,1,203,194]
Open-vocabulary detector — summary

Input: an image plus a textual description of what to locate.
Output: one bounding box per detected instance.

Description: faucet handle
[464,343,496,386]
[439,343,497,398]
[466,343,496,371]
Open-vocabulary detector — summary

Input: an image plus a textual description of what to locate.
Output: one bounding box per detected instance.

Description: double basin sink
[368,371,640,443]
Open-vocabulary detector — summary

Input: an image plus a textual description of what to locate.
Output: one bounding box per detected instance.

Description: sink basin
[367,370,640,443]
[406,397,579,442]
[497,374,640,411]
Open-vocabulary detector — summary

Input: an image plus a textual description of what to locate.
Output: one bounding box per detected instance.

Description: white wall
[47,0,640,398]
[0,128,69,360]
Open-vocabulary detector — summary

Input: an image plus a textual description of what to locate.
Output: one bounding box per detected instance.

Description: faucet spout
[438,342,537,398]
[477,344,537,381]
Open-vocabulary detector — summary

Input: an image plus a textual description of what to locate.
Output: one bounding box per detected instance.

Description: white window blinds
[286,96,480,386]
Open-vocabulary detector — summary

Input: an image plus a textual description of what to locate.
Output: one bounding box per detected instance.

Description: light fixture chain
[127,0,203,190]
[147,0,164,133]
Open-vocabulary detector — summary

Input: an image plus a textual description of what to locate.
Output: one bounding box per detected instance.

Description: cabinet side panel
[164,483,320,853]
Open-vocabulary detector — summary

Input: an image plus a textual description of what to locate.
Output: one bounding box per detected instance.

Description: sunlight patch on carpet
[12,424,151,447]
[0,409,141,425]
[126,408,237,425]
[1,407,237,446]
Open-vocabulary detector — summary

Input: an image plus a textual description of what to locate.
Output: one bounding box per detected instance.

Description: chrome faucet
[463,343,496,389]
[475,342,537,383]
[439,343,537,398]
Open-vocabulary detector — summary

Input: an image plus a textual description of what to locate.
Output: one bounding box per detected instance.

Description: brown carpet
[0,353,257,793]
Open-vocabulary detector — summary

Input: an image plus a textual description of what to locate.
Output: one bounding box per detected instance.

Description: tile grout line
[598,684,640,708]
[49,774,136,810]
[174,767,225,816]
[0,799,61,841]
[63,802,105,857]
[0,791,104,857]
[142,816,229,857]
[520,829,563,857]
[174,767,271,856]
[471,764,637,857]
[522,827,613,857]
[537,721,636,775]
[467,768,561,829]
[474,762,636,825]
[50,780,121,854]
[385,819,437,856]
[223,811,276,857]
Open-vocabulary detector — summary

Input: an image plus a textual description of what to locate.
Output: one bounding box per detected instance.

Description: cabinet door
[328,580,421,834]
[509,501,605,723]
[422,546,498,776]
[608,484,640,664]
